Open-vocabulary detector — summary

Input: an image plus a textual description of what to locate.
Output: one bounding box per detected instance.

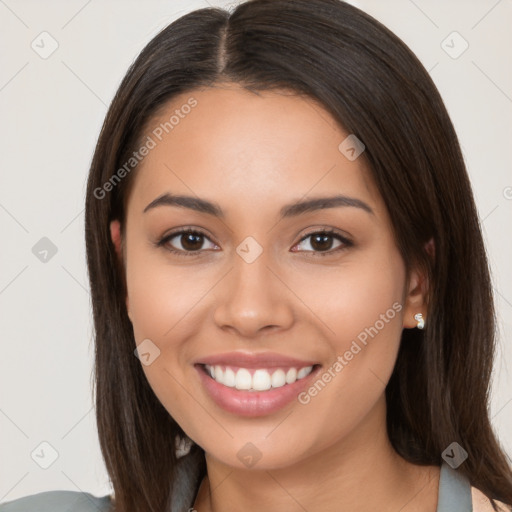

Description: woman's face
[111,84,425,470]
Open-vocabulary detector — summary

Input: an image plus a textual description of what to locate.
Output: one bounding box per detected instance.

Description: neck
[193,396,440,512]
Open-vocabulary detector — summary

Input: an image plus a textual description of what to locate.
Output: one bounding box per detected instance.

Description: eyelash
[155,227,354,258]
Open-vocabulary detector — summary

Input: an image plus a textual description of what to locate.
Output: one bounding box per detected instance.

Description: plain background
[1,0,511,502]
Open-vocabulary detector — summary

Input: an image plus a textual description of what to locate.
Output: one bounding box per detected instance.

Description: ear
[402,237,434,329]
[110,219,131,320]
[110,219,123,262]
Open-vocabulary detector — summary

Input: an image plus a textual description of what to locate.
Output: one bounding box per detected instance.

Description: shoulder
[471,486,511,512]
[0,490,112,512]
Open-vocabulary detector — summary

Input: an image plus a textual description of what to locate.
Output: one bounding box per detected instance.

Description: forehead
[126,84,381,217]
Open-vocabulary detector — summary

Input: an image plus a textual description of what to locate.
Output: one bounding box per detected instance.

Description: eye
[156,228,217,257]
[292,228,353,257]
[156,227,353,258]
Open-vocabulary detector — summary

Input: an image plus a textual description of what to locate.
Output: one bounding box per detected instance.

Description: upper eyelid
[161,227,216,245]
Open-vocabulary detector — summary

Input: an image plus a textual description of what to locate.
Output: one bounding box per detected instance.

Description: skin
[110,83,439,512]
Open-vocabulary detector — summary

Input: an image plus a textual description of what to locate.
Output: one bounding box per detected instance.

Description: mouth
[194,361,322,417]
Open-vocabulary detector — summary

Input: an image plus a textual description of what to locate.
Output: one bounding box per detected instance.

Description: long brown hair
[84,0,512,510]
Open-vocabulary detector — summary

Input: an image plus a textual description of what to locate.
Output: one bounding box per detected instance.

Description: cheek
[125,244,210,343]
[295,250,406,426]
[325,267,404,351]
[124,245,216,425]
[292,249,405,400]
[292,246,405,350]
[126,262,200,430]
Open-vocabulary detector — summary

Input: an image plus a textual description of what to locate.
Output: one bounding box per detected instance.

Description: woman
[2,0,511,511]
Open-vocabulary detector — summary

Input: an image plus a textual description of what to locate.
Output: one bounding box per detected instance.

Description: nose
[212,250,295,338]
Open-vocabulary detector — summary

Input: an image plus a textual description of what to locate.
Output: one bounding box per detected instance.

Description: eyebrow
[143,193,374,218]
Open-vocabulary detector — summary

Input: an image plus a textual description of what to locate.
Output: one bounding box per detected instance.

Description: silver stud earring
[414,313,425,329]
[175,434,194,458]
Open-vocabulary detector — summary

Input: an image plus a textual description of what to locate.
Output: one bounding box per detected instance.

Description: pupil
[312,234,332,251]
[182,233,202,251]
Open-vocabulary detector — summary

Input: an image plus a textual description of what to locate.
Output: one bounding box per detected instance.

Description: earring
[414,313,425,330]
[175,433,194,458]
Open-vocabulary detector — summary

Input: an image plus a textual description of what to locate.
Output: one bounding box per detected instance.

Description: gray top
[0,461,475,511]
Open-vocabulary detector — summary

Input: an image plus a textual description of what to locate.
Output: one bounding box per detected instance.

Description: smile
[195,361,322,417]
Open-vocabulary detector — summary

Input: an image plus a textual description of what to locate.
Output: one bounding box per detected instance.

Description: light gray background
[1,0,511,502]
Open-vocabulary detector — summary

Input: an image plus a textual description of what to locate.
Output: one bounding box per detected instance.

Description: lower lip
[195,364,321,417]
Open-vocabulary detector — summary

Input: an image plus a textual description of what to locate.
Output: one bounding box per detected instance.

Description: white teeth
[285,367,297,384]
[271,369,286,388]
[252,369,272,391]
[297,366,313,379]
[235,368,252,390]
[204,364,314,391]
[223,367,236,387]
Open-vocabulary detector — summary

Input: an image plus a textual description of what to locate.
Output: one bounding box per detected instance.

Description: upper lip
[195,351,319,369]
